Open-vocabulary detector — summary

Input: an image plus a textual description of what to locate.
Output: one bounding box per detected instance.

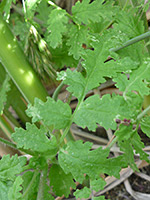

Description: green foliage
[46,9,68,48]
[59,140,126,183]
[141,116,150,137]
[1,0,150,199]
[0,75,11,114]
[74,187,91,199]
[26,97,72,129]
[73,94,132,130]
[49,164,76,197]
[8,176,23,200]
[12,123,58,154]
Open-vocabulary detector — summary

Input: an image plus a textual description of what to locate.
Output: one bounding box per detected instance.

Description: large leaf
[59,140,126,183]
[73,94,131,131]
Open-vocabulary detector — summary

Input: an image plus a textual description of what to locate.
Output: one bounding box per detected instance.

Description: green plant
[0,0,150,199]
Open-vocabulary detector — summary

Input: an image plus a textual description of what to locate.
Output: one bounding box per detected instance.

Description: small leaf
[46,9,68,48]
[8,176,23,200]
[74,187,91,199]
[90,177,106,192]
[67,25,88,59]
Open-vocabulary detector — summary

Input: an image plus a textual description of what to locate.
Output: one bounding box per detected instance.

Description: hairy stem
[37,166,48,200]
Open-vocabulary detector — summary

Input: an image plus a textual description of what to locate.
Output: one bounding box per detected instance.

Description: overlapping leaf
[8,176,23,200]
[72,0,115,25]
[73,94,131,131]
[114,60,150,98]
[1,0,16,21]
[49,164,76,197]
[12,123,58,154]
[0,181,11,200]
[22,171,41,200]
[66,25,88,59]
[46,9,68,48]
[59,140,126,183]
[0,155,26,181]
[74,187,91,199]
[26,97,72,129]
[25,0,41,19]
[141,116,150,138]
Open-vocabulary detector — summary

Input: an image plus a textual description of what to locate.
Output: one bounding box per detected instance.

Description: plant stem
[0,115,14,138]
[22,170,39,199]
[37,166,48,200]
[0,135,36,155]
[52,81,64,101]
[106,136,118,149]
[0,137,16,149]
[0,14,48,105]
[110,31,150,52]
[137,105,150,121]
